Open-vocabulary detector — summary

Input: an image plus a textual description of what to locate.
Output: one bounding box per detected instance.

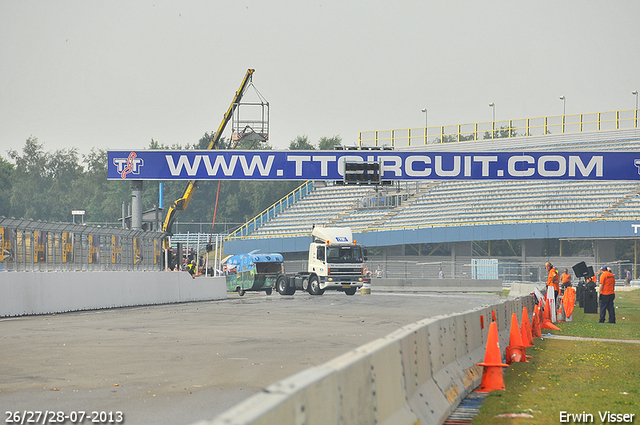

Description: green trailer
[224,252,284,296]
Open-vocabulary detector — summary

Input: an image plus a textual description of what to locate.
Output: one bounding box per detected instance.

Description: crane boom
[162,69,255,248]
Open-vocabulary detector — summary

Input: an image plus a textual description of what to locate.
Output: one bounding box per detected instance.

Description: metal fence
[283,255,634,285]
[359,109,639,147]
[168,232,226,275]
[0,217,166,272]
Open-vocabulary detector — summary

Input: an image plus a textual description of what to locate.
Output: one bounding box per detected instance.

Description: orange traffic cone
[520,306,534,347]
[506,313,527,364]
[477,321,508,392]
[541,297,561,331]
[531,305,542,338]
[539,297,544,311]
[542,298,551,320]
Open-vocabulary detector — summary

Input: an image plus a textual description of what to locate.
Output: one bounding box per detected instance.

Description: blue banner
[107,150,640,181]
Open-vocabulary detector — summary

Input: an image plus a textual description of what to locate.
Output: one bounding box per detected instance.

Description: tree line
[0,134,343,233]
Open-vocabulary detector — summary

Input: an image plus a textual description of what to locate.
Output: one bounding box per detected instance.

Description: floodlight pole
[633,91,638,127]
[421,108,428,144]
[489,103,495,138]
[559,96,566,133]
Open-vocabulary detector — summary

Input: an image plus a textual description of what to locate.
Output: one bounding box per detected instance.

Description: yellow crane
[162,69,257,249]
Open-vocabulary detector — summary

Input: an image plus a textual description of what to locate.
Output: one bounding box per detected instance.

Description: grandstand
[224,127,640,282]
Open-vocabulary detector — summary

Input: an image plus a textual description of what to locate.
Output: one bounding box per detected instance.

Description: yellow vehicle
[162,69,266,249]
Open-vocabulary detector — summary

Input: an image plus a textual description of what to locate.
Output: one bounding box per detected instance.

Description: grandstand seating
[230,129,640,239]
[376,180,640,229]
[242,178,640,236]
[249,185,376,236]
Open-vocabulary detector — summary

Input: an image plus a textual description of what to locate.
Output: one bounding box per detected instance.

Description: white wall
[372,278,503,292]
[0,271,227,317]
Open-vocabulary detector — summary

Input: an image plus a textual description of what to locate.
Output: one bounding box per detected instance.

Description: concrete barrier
[198,295,534,425]
[508,282,544,297]
[371,277,503,293]
[0,271,227,317]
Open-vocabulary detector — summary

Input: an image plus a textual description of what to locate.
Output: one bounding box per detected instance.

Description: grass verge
[473,288,640,424]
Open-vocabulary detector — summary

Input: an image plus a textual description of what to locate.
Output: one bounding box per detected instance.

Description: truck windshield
[326,246,363,263]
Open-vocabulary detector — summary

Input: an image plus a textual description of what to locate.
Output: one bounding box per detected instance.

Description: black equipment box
[583,281,598,314]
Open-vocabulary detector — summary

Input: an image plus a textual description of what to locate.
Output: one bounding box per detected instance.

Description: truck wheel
[276,275,288,295]
[344,287,357,296]
[238,289,245,296]
[309,276,324,295]
[265,287,273,296]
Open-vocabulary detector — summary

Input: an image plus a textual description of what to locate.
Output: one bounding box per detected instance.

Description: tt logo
[635,159,640,175]
[113,152,144,178]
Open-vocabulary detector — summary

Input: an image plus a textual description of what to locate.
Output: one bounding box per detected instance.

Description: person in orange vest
[598,265,616,324]
[561,268,572,294]
[545,262,560,303]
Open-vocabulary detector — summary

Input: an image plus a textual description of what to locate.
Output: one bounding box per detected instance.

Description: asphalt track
[0,291,503,425]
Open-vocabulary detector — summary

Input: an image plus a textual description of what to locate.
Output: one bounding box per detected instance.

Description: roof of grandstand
[224,128,640,255]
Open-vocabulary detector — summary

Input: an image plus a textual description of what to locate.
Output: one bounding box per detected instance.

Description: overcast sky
[1,1,639,160]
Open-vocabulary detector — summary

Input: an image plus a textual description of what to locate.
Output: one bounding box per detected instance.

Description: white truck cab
[274,226,368,296]
[306,226,366,295]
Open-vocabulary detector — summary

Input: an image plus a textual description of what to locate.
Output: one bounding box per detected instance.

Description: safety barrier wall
[0,272,227,317]
[371,278,503,292]
[198,294,535,425]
